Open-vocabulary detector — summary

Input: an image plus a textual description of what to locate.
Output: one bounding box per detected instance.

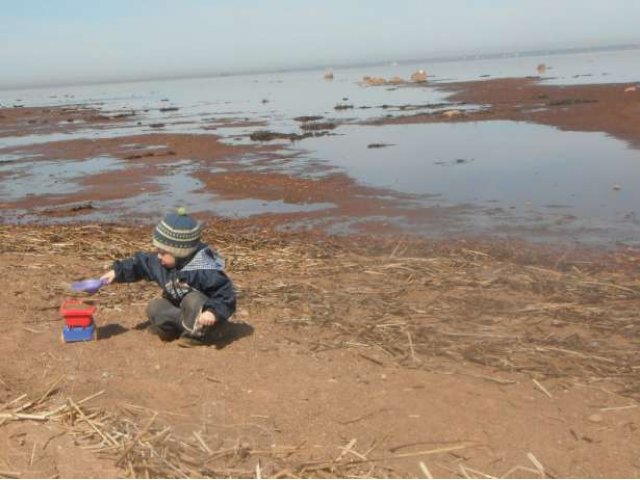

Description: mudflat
[2,76,640,477]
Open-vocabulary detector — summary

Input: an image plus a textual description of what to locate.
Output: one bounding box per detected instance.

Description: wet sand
[3,77,640,478]
[370,77,640,149]
[0,105,138,139]
[2,77,640,242]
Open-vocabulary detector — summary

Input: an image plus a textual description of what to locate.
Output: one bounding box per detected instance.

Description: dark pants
[146,292,212,341]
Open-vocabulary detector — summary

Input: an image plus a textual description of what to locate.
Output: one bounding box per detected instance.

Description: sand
[2,76,640,477]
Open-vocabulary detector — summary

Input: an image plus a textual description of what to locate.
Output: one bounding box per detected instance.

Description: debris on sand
[249,129,333,142]
[293,115,324,122]
[123,150,176,160]
[90,111,136,122]
[441,109,463,119]
[334,104,354,111]
[42,201,96,215]
[360,74,425,87]
[410,70,428,83]
[3,224,640,477]
[367,143,394,149]
[388,76,406,85]
[547,98,598,107]
[158,107,179,112]
[3,224,640,404]
[361,76,387,86]
[0,383,400,478]
[435,158,474,166]
[148,123,166,128]
[624,86,637,93]
[299,121,337,131]
[249,130,306,142]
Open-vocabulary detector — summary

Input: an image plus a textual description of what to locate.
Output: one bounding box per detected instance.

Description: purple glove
[71,278,107,295]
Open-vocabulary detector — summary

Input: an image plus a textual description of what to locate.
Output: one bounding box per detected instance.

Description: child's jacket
[112,243,236,323]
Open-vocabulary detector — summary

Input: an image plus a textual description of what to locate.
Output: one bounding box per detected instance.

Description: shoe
[177,334,205,348]
[205,322,234,343]
[148,325,179,342]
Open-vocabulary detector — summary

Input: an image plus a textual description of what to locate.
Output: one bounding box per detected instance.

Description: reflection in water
[2,48,638,146]
[1,159,335,223]
[300,122,640,213]
[0,156,124,199]
[99,164,335,219]
[1,48,639,245]
[298,121,640,245]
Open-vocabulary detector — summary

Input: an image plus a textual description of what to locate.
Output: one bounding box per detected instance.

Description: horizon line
[1,42,638,93]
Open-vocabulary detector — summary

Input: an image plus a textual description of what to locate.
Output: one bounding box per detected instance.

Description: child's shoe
[177,334,204,348]
[148,325,179,342]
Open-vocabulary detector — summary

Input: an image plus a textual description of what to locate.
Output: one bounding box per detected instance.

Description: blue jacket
[112,243,236,323]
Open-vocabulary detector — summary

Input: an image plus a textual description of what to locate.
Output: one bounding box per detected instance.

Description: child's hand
[100,270,116,285]
[198,310,217,326]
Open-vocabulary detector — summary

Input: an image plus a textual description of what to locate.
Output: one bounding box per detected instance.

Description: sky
[1,0,639,88]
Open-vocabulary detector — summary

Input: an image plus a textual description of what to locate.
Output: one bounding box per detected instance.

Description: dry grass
[2,223,640,390]
[0,381,415,478]
[2,223,640,477]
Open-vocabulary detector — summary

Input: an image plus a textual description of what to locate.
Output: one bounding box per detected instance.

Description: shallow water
[1,47,640,245]
[1,157,336,223]
[0,155,124,199]
[299,121,640,244]
[100,162,335,220]
[2,48,638,138]
[302,122,640,213]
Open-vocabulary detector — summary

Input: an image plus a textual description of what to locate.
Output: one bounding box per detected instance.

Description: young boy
[100,208,236,347]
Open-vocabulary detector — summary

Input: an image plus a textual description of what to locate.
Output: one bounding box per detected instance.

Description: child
[100,208,236,347]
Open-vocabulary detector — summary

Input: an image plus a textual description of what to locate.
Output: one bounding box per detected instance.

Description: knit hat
[153,207,202,258]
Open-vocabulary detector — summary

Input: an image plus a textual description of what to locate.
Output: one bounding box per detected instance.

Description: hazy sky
[2,0,639,88]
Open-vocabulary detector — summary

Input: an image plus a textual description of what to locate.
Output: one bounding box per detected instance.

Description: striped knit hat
[153,208,202,258]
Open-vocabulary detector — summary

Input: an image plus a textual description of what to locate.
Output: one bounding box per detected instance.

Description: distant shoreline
[1,42,638,92]
[367,76,640,150]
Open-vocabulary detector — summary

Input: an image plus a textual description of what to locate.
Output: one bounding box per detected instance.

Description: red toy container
[60,299,97,327]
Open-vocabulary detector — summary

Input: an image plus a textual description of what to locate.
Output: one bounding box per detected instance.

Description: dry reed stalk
[34,375,65,405]
[599,404,637,412]
[116,413,159,465]
[193,430,212,454]
[3,224,640,476]
[0,470,22,479]
[302,443,471,473]
[0,394,27,411]
[527,452,548,478]
[68,398,118,447]
[500,465,541,478]
[533,379,553,398]
[419,461,433,479]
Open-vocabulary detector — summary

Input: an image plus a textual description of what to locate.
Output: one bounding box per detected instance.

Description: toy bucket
[60,299,97,328]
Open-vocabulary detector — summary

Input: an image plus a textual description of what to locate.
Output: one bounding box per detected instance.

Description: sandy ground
[2,77,640,478]
[1,224,640,478]
[370,78,640,149]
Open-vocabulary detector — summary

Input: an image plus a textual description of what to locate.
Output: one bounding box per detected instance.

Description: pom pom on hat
[153,207,202,258]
